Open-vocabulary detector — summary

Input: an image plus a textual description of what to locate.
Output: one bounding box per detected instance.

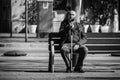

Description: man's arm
[59,22,70,45]
[80,30,87,45]
[59,22,69,34]
[77,23,87,45]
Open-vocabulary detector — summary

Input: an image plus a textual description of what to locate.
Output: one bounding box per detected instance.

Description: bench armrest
[50,40,55,55]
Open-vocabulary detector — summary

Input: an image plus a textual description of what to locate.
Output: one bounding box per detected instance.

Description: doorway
[0,0,11,33]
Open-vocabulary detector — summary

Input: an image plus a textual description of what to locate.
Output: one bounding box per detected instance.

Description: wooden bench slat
[87,33,120,38]
[87,39,120,44]
[87,46,120,50]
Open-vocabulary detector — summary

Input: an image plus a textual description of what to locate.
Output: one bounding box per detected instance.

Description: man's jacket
[59,21,87,46]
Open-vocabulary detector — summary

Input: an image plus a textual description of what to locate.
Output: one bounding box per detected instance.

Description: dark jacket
[59,21,87,46]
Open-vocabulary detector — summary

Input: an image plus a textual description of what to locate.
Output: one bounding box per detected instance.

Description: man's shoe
[66,67,71,73]
[78,69,85,73]
[74,68,85,73]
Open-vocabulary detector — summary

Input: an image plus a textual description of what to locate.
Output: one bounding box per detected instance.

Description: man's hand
[69,22,74,29]
[73,44,80,50]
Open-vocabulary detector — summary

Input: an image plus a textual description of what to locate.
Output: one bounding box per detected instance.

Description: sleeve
[77,23,87,45]
[59,22,70,35]
[80,29,87,45]
[59,22,70,45]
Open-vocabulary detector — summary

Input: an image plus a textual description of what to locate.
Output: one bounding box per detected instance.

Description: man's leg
[74,45,88,72]
[72,53,79,67]
[61,44,71,72]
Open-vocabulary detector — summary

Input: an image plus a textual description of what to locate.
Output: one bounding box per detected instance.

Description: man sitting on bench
[59,10,88,73]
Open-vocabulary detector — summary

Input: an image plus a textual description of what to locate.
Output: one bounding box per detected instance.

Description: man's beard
[69,18,75,22]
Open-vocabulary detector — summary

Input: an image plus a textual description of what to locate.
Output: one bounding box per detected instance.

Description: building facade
[0,0,119,36]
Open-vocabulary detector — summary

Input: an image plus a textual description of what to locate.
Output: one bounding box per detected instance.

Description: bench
[48,32,120,72]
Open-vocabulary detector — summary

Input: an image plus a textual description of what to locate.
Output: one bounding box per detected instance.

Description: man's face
[68,11,76,21]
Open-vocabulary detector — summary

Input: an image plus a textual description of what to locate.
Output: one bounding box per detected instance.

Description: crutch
[70,25,73,72]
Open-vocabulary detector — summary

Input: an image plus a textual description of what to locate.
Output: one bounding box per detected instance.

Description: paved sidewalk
[0,71,120,80]
[0,54,120,80]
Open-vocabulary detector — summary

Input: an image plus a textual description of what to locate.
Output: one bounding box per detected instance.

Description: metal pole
[10,1,12,38]
[76,0,82,22]
[10,20,12,38]
[25,0,28,42]
[79,0,82,17]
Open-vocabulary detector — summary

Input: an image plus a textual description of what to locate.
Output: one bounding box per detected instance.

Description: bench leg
[48,52,54,72]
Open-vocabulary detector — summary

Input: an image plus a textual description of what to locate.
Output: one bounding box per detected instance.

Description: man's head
[68,10,76,22]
